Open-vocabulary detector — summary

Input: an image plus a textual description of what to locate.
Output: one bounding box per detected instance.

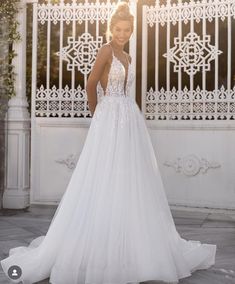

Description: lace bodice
[97,44,135,99]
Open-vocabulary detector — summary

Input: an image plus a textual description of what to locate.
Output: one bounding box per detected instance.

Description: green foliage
[0,0,21,100]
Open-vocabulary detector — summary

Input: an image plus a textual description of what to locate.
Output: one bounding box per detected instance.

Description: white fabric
[1,44,216,284]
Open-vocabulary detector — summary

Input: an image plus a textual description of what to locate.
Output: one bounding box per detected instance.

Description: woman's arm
[86,45,111,116]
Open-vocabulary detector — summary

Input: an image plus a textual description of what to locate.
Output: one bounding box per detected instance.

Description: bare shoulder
[96,44,112,59]
[87,44,112,81]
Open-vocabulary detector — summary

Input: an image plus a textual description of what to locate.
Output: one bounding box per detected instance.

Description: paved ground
[0,205,234,284]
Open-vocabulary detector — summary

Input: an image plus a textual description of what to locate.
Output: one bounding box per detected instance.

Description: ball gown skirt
[0,46,216,284]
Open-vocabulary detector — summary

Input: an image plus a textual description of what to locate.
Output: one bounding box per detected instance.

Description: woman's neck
[109,40,125,52]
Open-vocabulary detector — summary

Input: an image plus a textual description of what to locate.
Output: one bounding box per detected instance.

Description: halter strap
[108,43,114,57]
[108,43,129,65]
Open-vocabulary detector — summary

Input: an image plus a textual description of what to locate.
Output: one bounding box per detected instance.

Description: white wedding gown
[1,44,216,284]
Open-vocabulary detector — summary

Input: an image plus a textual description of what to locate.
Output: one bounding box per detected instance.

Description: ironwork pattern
[38,1,116,25]
[146,85,235,120]
[142,0,235,121]
[163,32,222,76]
[146,0,235,27]
[55,33,103,74]
[35,85,89,117]
[33,0,116,118]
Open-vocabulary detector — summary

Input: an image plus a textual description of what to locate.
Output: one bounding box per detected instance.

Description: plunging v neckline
[112,54,130,95]
[99,45,132,96]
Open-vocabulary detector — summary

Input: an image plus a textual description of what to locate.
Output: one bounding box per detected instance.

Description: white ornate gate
[142,0,235,209]
[30,0,137,204]
[30,0,235,209]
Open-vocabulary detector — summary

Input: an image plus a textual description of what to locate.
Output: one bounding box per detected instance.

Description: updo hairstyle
[106,2,134,41]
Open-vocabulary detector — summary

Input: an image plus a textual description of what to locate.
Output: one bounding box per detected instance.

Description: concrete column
[0,17,9,208]
[2,0,30,209]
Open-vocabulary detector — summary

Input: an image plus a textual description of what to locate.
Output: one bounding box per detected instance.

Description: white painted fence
[30,0,137,204]
[142,0,235,209]
[29,0,235,209]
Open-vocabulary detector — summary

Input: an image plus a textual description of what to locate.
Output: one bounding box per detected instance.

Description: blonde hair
[106,2,134,42]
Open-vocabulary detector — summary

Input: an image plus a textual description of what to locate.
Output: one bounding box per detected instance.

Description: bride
[1,2,216,284]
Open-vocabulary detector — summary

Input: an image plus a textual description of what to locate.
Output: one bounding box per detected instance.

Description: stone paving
[0,205,234,284]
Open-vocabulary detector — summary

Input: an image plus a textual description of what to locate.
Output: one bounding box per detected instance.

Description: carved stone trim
[55,154,79,170]
[164,154,221,176]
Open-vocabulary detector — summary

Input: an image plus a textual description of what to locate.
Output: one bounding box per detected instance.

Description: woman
[1,2,216,284]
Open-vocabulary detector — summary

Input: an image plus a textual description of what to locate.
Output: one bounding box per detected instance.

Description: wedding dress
[1,43,216,284]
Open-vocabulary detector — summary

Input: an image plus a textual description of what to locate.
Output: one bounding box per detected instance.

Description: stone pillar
[2,0,30,209]
[0,101,7,209]
[0,20,9,209]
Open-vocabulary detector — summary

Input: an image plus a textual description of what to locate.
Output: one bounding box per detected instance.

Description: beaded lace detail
[97,44,135,99]
[93,45,137,131]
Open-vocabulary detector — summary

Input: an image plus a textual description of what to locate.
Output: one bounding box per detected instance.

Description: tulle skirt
[1,94,216,284]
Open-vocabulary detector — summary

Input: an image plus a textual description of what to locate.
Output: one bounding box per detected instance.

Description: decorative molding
[55,154,79,170]
[146,119,235,130]
[163,32,222,76]
[164,154,221,176]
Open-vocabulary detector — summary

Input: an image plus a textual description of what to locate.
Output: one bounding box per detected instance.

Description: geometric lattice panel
[35,85,90,118]
[56,33,103,75]
[163,32,222,76]
[145,85,235,120]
